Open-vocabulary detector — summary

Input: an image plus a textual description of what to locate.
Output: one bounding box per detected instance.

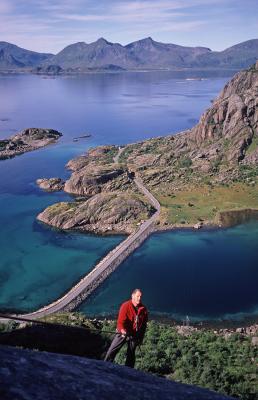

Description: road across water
[0,148,160,322]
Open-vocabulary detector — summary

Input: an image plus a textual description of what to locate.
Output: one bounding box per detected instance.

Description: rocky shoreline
[0,128,62,160]
[175,323,258,343]
[94,315,258,343]
[35,63,258,235]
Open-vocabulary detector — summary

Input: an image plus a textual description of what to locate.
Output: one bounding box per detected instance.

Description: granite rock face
[0,128,62,159]
[37,192,154,234]
[64,164,129,196]
[36,178,65,191]
[120,62,258,186]
[37,145,155,234]
[189,64,258,164]
[0,345,235,400]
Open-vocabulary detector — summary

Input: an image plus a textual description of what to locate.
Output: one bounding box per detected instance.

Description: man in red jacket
[104,288,148,368]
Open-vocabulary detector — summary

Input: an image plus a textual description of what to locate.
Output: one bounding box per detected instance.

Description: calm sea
[0,70,257,322]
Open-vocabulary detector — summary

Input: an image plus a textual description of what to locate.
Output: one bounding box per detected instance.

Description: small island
[0,128,62,160]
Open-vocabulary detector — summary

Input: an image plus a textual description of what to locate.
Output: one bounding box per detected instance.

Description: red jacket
[117,300,148,338]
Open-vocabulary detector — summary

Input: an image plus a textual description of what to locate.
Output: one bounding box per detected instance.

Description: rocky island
[37,62,258,234]
[0,128,62,160]
[37,146,155,234]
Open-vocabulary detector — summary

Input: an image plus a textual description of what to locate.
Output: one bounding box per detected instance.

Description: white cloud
[0,0,256,53]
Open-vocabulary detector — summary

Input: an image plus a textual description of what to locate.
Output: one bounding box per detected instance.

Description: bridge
[0,147,160,322]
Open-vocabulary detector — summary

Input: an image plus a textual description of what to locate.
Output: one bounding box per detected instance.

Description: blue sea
[0,70,257,322]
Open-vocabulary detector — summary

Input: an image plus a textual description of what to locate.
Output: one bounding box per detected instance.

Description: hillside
[193,39,258,69]
[0,41,52,70]
[36,63,258,232]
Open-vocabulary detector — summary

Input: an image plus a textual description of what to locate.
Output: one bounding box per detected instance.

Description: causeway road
[0,147,160,323]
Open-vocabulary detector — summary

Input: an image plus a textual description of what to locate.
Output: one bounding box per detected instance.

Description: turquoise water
[0,142,124,313]
[0,71,257,321]
[80,222,258,322]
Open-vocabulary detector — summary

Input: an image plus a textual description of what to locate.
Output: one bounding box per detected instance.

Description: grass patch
[246,135,258,155]
[157,183,258,225]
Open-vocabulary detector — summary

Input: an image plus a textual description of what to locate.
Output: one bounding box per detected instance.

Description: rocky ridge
[0,128,62,159]
[122,61,258,183]
[38,38,258,73]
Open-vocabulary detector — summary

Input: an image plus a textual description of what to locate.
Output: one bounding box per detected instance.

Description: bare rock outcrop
[36,177,65,191]
[188,63,258,164]
[119,62,258,186]
[64,165,130,195]
[37,192,155,234]
[0,128,62,159]
[0,345,235,400]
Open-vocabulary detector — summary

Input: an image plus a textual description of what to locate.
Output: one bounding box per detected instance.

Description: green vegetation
[157,183,258,225]
[1,313,256,399]
[119,145,138,162]
[0,140,8,149]
[101,146,119,164]
[246,135,258,155]
[47,202,77,215]
[0,321,18,332]
[238,165,258,182]
[178,157,193,169]
[113,321,258,400]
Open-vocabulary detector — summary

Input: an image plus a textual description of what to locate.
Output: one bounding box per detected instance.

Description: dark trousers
[104,333,137,368]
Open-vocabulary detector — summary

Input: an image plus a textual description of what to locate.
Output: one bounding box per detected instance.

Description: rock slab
[0,345,235,400]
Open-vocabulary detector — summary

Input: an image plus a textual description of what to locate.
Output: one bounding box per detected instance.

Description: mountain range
[0,38,258,73]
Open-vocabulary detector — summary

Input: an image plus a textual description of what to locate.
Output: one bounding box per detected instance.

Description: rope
[0,314,144,358]
[0,313,117,335]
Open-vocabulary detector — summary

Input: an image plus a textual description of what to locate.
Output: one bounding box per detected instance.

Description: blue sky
[0,0,257,54]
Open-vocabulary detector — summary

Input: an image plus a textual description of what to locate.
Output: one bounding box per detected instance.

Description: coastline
[155,208,258,234]
[88,313,258,333]
[0,67,240,76]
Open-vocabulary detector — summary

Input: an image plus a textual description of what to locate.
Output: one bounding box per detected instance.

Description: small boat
[73,134,91,142]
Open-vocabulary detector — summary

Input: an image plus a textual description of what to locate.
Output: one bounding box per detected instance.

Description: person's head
[131,289,142,307]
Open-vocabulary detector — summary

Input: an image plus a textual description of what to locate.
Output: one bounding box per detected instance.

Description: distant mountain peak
[141,37,154,42]
[126,37,158,50]
[95,38,112,46]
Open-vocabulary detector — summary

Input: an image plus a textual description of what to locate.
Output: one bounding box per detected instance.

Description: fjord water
[0,71,257,321]
[80,222,258,323]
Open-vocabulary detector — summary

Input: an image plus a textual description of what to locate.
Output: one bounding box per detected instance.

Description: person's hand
[120,329,127,336]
